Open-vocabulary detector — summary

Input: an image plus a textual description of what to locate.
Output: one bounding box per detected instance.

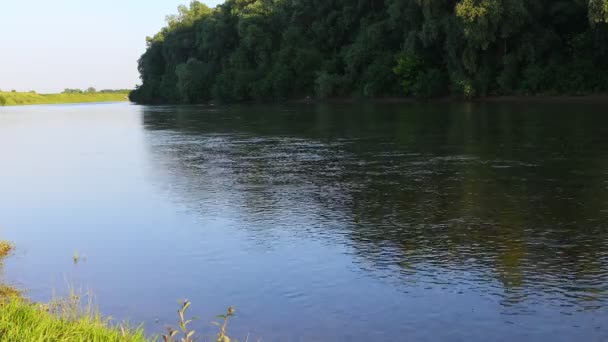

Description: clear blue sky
[0,0,223,93]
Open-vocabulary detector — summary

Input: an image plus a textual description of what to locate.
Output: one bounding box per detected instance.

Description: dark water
[1,102,607,341]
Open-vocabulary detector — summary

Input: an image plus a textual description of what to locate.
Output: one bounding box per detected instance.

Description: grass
[162,301,235,342]
[0,294,236,342]
[0,285,20,298]
[0,297,150,341]
[0,240,237,342]
[0,241,18,298]
[0,241,12,258]
[0,91,129,106]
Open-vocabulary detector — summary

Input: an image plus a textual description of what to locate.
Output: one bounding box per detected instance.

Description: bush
[393,53,422,95]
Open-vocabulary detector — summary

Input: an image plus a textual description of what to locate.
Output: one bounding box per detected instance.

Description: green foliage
[393,54,422,95]
[0,298,148,341]
[456,0,502,49]
[589,0,608,24]
[315,71,345,98]
[413,68,445,98]
[131,0,608,103]
[497,53,519,93]
[0,296,237,342]
[393,54,445,98]
[99,89,133,94]
[176,58,212,103]
[63,89,83,94]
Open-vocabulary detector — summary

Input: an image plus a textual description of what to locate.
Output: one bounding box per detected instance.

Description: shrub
[393,53,422,96]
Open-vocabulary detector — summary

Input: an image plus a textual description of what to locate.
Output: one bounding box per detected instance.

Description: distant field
[0,92,129,106]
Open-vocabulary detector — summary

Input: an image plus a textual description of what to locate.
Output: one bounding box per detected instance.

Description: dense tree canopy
[130,0,608,104]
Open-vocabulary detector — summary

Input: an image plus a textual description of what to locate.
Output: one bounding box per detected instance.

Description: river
[1,101,607,341]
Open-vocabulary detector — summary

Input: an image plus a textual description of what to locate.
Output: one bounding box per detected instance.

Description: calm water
[1,102,607,341]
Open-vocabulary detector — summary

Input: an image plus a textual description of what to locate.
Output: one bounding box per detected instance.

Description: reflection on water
[1,102,608,341]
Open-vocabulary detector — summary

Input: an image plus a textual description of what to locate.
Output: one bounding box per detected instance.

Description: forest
[130,0,608,104]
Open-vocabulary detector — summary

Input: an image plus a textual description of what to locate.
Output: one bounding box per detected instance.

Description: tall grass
[0,293,236,342]
[0,241,12,258]
[0,297,150,341]
[0,285,20,298]
[162,301,236,342]
[0,91,129,106]
[0,240,18,297]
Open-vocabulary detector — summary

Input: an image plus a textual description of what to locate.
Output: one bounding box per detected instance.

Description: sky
[0,0,223,93]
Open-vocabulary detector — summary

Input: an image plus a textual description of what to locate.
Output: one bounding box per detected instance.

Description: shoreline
[133,93,608,106]
[0,240,235,341]
[289,94,608,104]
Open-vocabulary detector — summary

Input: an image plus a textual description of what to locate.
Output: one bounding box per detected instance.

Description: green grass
[0,241,18,298]
[0,296,236,342]
[0,298,150,342]
[0,285,20,298]
[0,91,129,106]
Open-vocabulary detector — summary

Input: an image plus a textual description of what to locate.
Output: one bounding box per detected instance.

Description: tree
[130,0,608,103]
[63,88,83,94]
[589,0,608,24]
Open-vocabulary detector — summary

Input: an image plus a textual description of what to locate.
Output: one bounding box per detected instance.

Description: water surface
[1,102,607,341]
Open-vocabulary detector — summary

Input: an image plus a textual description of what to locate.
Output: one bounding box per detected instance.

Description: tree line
[130,0,608,104]
[63,88,131,94]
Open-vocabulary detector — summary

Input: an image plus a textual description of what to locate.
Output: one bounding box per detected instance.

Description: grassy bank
[0,299,149,341]
[0,240,146,341]
[0,91,129,106]
[0,240,235,342]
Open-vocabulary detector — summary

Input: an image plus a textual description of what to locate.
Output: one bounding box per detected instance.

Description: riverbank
[134,93,608,106]
[288,94,608,104]
[0,92,129,106]
[0,240,149,340]
[0,300,150,341]
[0,240,235,341]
